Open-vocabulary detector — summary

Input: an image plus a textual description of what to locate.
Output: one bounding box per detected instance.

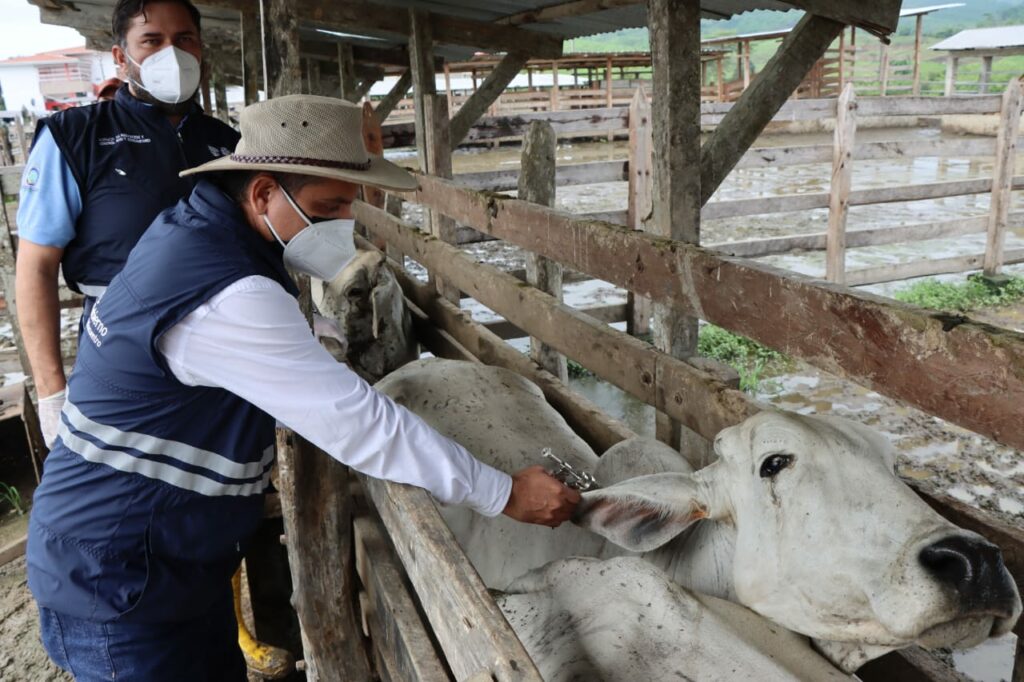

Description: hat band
[230,153,372,171]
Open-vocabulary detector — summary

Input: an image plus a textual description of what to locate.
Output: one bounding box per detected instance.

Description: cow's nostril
[919,536,1014,611]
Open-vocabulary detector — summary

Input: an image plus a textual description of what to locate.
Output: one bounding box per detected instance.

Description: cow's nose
[919,536,1015,611]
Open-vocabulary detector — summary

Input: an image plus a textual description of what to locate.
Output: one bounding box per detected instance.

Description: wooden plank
[733,137,998,171]
[711,213,1005,258]
[483,303,627,340]
[259,0,301,99]
[338,42,358,102]
[424,94,460,304]
[374,70,412,124]
[456,160,627,192]
[703,176,1024,221]
[403,173,1024,452]
[498,0,642,25]
[647,0,703,447]
[846,248,1024,286]
[783,0,902,36]
[984,79,1023,277]
[356,201,757,444]
[856,95,1002,117]
[700,13,845,204]
[0,533,27,567]
[826,84,856,284]
[627,86,653,337]
[408,9,435,169]
[240,11,261,105]
[358,474,544,681]
[859,646,971,682]
[450,51,531,148]
[353,515,449,682]
[521,120,567,382]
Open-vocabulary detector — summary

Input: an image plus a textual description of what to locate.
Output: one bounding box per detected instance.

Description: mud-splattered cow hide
[377,358,1021,676]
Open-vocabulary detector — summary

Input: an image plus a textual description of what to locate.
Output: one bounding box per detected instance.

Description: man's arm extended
[15,240,66,396]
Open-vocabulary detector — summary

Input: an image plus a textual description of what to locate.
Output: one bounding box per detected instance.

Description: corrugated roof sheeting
[931,25,1024,52]
[343,0,796,40]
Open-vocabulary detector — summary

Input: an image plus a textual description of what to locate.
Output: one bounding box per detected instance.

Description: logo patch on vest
[97,133,152,146]
[208,145,231,158]
[86,303,110,348]
[22,167,40,191]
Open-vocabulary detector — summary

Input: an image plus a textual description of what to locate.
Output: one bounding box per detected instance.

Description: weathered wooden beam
[338,42,359,102]
[356,200,758,444]
[358,474,544,681]
[521,120,567,382]
[825,83,856,284]
[240,11,261,105]
[782,0,902,36]
[846,248,1024,287]
[353,515,449,682]
[353,235,639,452]
[202,0,564,59]
[260,0,301,97]
[701,13,845,205]
[984,78,1022,277]
[498,0,642,25]
[408,9,435,166]
[424,95,460,303]
[374,70,412,124]
[403,173,1024,452]
[449,51,531,149]
[647,0,702,447]
[626,85,652,337]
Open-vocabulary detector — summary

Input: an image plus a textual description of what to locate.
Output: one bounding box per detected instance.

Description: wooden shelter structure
[932,24,1024,96]
[11,0,1024,681]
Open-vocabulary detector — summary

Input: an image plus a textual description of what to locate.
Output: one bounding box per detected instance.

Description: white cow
[377,358,1022,674]
[313,250,417,384]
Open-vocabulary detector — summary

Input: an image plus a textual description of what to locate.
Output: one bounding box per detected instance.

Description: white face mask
[126,45,201,105]
[262,187,356,282]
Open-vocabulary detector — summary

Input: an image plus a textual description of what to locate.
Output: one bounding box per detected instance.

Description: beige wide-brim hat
[181,94,418,192]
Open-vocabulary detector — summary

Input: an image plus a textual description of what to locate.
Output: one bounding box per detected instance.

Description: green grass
[0,482,25,516]
[893,274,1024,312]
[697,324,789,393]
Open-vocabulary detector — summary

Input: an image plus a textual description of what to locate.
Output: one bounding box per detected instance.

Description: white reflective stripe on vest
[77,284,108,298]
[59,399,274,497]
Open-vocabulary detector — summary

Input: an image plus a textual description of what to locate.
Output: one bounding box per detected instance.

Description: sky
[0,0,88,60]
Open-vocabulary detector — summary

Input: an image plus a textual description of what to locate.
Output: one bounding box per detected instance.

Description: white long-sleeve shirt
[157,274,512,517]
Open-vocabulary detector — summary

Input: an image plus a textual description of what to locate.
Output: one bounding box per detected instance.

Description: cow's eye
[759,454,794,478]
[346,287,366,299]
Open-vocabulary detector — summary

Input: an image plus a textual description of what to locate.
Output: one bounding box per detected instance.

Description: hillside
[567,0,1024,53]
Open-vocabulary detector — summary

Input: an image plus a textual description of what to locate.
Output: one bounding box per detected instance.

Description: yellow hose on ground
[233,567,294,679]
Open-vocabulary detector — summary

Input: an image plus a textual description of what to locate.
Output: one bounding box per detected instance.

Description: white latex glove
[38,389,66,449]
[312,313,348,355]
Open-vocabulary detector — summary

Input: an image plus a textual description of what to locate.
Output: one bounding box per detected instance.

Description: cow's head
[313,250,417,383]
[575,410,1021,671]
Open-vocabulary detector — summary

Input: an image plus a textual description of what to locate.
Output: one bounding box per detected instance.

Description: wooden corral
[8,0,1024,680]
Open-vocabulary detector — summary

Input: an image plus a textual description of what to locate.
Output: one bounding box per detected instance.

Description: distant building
[0,45,116,115]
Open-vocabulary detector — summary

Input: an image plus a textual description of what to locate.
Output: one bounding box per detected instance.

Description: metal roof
[930,25,1024,52]
[899,3,963,18]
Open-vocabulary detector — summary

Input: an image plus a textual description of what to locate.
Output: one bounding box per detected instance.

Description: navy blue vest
[35,84,239,293]
[27,180,298,624]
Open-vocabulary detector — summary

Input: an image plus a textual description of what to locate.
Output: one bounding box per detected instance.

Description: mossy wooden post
[983,78,1022,280]
[521,120,567,382]
[424,94,460,304]
[626,86,652,337]
[240,11,260,105]
[647,0,702,449]
[338,43,358,102]
[826,83,856,284]
[260,0,371,678]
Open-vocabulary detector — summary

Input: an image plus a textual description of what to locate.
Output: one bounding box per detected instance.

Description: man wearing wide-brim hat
[26,95,580,680]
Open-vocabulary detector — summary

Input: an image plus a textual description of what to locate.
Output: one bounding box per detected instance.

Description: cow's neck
[643,520,738,601]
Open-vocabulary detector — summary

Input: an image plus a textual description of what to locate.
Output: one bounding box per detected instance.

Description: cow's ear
[573,473,709,552]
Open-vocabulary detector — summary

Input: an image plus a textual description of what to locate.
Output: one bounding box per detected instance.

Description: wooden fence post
[549,61,559,111]
[338,43,358,102]
[627,86,652,337]
[12,115,28,164]
[983,77,1023,280]
[240,11,261,105]
[912,14,924,96]
[826,83,857,284]
[944,56,958,97]
[520,120,567,382]
[424,94,461,304]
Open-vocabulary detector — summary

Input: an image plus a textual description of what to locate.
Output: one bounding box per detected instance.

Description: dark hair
[112,0,202,46]
[209,170,325,204]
